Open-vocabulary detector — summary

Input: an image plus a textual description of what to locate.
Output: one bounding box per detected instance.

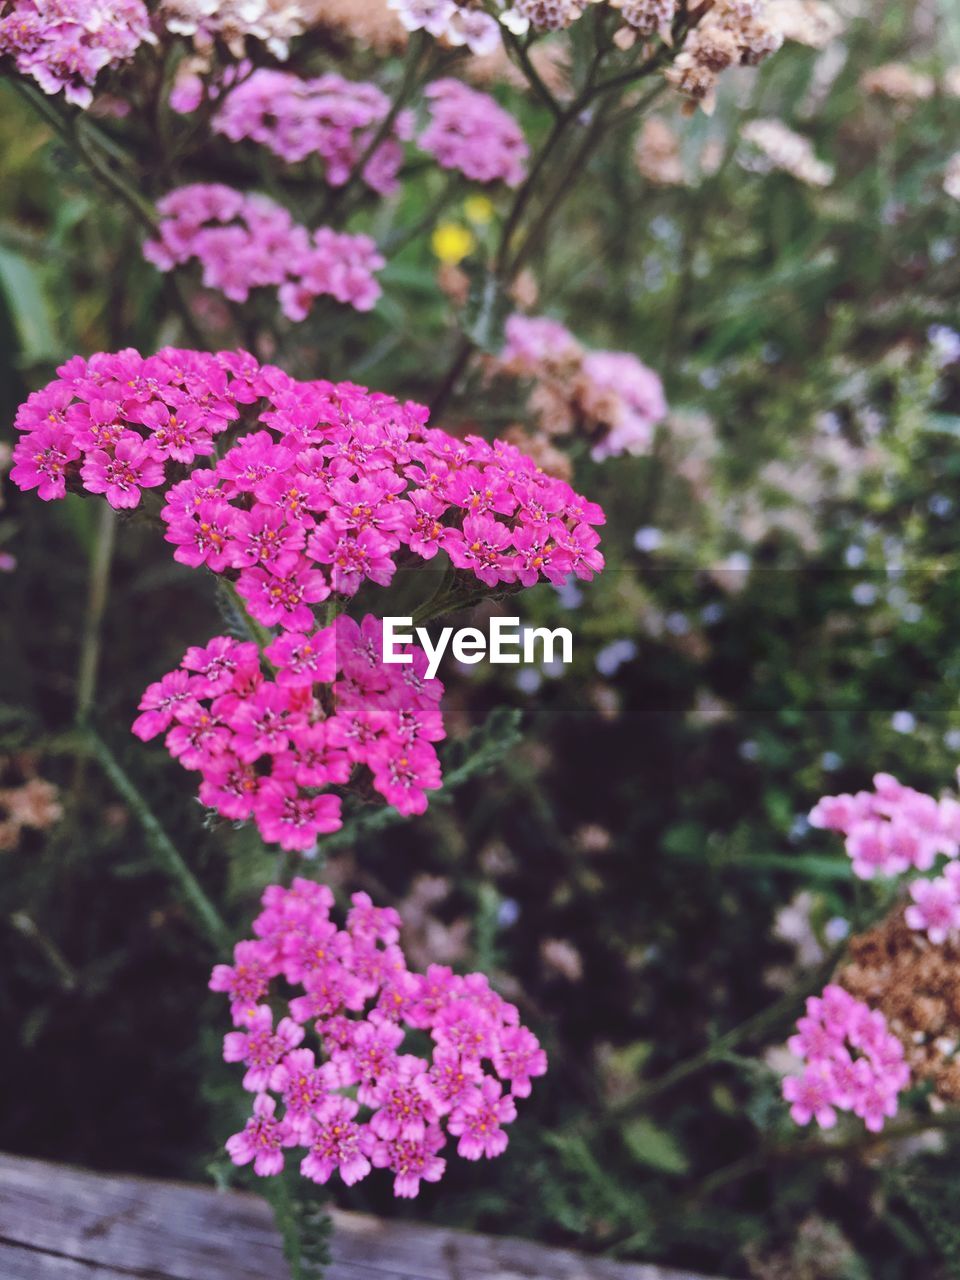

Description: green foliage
[262,1173,333,1280]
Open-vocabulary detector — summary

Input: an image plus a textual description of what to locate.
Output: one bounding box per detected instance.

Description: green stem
[87,728,230,949]
[323,32,432,223]
[502,31,562,118]
[693,1111,960,1202]
[617,944,848,1112]
[75,504,117,728]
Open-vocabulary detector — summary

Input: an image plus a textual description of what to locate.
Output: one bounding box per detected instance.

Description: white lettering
[523,626,573,665]
[489,616,521,663]
[419,626,453,680]
[452,627,486,665]
[381,617,413,664]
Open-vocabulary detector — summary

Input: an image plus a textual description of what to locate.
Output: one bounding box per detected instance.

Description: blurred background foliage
[5,2,960,1277]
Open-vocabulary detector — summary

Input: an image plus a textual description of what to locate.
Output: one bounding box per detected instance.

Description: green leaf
[623,1118,690,1176]
[462,262,511,354]
[0,244,59,365]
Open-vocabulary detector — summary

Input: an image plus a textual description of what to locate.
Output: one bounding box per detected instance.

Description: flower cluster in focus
[782,984,909,1132]
[11,346,605,599]
[0,0,153,107]
[810,772,960,881]
[134,618,444,849]
[144,185,385,319]
[213,879,547,1193]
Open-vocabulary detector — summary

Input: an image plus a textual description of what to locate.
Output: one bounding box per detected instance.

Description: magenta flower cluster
[810,772,960,880]
[782,984,909,1133]
[133,618,445,849]
[143,184,385,319]
[212,69,414,196]
[419,80,529,188]
[157,381,604,604]
[0,0,153,107]
[10,347,605,600]
[213,878,547,1195]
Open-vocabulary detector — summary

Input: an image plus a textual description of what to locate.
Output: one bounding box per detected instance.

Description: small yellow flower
[431,222,475,265]
[463,195,495,227]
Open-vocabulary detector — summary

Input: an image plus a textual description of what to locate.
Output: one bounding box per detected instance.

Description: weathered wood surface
[0,1152,725,1280]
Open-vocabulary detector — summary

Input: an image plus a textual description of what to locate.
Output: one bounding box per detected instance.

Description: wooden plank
[0,1152,723,1280]
[0,1242,134,1280]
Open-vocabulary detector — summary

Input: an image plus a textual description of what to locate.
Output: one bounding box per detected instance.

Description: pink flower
[213,883,547,1194]
[419,80,528,188]
[209,939,277,1023]
[144,184,384,321]
[236,557,330,630]
[301,1096,375,1186]
[270,1048,334,1136]
[10,425,79,500]
[448,1077,517,1159]
[131,670,202,741]
[213,72,412,194]
[491,1026,547,1098]
[783,1065,838,1129]
[13,347,605,598]
[223,1005,304,1092]
[0,0,153,108]
[371,1125,447,1198]
[811,774,960,880]
[368,1055,441,1141]
[80,434,164,509]
[782,984,908,1133]
[905,876,960,944]
[253,781,342,852]
[226,1093,296,1176]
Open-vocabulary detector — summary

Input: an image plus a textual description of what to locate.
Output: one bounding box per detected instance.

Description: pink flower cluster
[419,80,528,188]
[213,879,547,1194]
[143,184,384,319]
[500,314,668,462]
[213,69,414,196]
[580,351,669,462]
[11,346,605,593]
[133,618,445,849]
[905,866,960,944]
[502,313,584,370]
[0,0,153,107]
[810,772,960,880]
[782,984,909,1133]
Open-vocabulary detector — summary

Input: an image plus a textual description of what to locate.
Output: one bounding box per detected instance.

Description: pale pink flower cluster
[501,314,583,369]
[213,69,414,196]
[809,772,960,881]
[0,0,153,108]
[133,618,444,848]
[419,80,528,188]
[143,184,385,319]
[782,984,909,1133]
[580,351,669,462]
[387,0,501,55]
[214,879,547,1193]
[904,867,960,944]
[11,346,605,591]
[501,314,668,462]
